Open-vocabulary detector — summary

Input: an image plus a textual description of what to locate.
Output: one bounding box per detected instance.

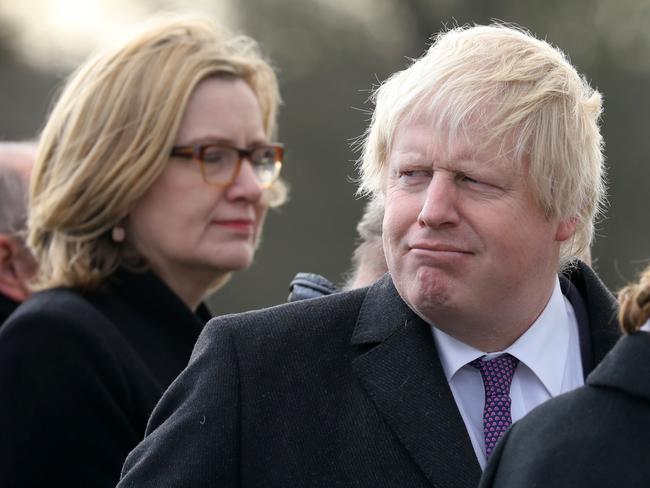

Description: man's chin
[395,269,454,315]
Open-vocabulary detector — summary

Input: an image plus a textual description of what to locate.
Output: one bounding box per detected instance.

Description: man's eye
[461,174,481,184]
[458,173,492,187]
[399,169,432,179]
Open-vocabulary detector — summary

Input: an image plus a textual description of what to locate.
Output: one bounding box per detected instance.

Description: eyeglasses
[170,142,284,188]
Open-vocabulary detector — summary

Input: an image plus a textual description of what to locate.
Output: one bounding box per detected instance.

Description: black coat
[119,263,619,488]
[480,331,650,488]
[0,292,19,326]
[0,268,210,487]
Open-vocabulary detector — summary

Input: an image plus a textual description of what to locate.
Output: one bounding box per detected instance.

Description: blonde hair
[29,14,284,290]
[618,264,650,333]
[358,23,605,268]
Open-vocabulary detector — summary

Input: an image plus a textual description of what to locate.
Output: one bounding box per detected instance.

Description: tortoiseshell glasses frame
[170,142,284,188]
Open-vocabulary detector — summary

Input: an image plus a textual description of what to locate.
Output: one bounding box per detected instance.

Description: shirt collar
[432,276,572,397]
[641,319,650,333]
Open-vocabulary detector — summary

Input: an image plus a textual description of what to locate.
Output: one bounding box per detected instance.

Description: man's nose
[417,173,460,228]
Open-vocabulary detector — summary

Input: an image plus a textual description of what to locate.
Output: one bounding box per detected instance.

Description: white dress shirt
[432,276,583,469]
[641,319,650,332]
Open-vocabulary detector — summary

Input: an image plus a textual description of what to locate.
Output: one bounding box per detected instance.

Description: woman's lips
[213,219,255,234]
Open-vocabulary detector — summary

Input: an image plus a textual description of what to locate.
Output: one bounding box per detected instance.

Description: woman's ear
[0,234,34,302]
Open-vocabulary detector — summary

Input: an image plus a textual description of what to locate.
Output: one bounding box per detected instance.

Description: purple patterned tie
[470,354,519,458]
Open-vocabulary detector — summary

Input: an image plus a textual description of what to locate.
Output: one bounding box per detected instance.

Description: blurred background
[1,0,649,314]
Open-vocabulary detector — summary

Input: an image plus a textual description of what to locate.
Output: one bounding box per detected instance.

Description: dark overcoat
[0,268,210,487]
[120,262,619,488]
[0,292,19,326]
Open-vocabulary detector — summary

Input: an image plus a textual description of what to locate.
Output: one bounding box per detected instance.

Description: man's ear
[555,216,578,242]
[0,234,31,302]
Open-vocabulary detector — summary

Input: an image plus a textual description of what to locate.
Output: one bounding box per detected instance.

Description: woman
[480,265,650,487]
[0,14,286,486]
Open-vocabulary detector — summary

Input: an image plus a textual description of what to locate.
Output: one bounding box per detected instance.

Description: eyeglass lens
[202,146,280,185]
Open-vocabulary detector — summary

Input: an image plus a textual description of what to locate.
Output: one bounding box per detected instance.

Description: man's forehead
[390,114,521,169]
[392,122,483,161]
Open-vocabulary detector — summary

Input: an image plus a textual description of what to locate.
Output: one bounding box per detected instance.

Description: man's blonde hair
[29,14,284,290]
[358,23,605,267]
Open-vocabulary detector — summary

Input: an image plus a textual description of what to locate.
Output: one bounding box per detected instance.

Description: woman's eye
[203,149,229,164]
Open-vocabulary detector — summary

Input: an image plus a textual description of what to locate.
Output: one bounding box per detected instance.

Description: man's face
[383,119,575,346]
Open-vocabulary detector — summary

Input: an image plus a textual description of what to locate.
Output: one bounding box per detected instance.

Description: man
[119,24,619,487]
[0,142,37,325]
[287,198,387,300]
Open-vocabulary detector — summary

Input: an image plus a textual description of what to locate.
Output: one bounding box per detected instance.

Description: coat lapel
[351,275,481,488]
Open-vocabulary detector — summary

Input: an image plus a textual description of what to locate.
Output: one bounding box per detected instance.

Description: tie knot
[470,353,519,395]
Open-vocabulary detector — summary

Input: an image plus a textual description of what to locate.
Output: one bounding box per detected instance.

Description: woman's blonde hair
[618,264,650,333]
[29,14,284,291]
[358,23,605,268]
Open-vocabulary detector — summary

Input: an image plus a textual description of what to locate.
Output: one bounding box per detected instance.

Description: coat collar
[561,260,620,375]
[105,266,212,328]
[587,332,650,401]
[0,292,20,326]
[93,267,212,380]
[351,274,482,488]
[351,274,413,345]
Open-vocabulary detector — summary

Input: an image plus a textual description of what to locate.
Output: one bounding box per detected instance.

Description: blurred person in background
[343,196,387,289]
[0,141,38,325]
[0,14,286,487]
[119,24,618,488]
[480,263,650,488]
[288,197,387,300]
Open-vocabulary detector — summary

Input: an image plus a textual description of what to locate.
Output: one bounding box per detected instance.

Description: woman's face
[126,77,269,307]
